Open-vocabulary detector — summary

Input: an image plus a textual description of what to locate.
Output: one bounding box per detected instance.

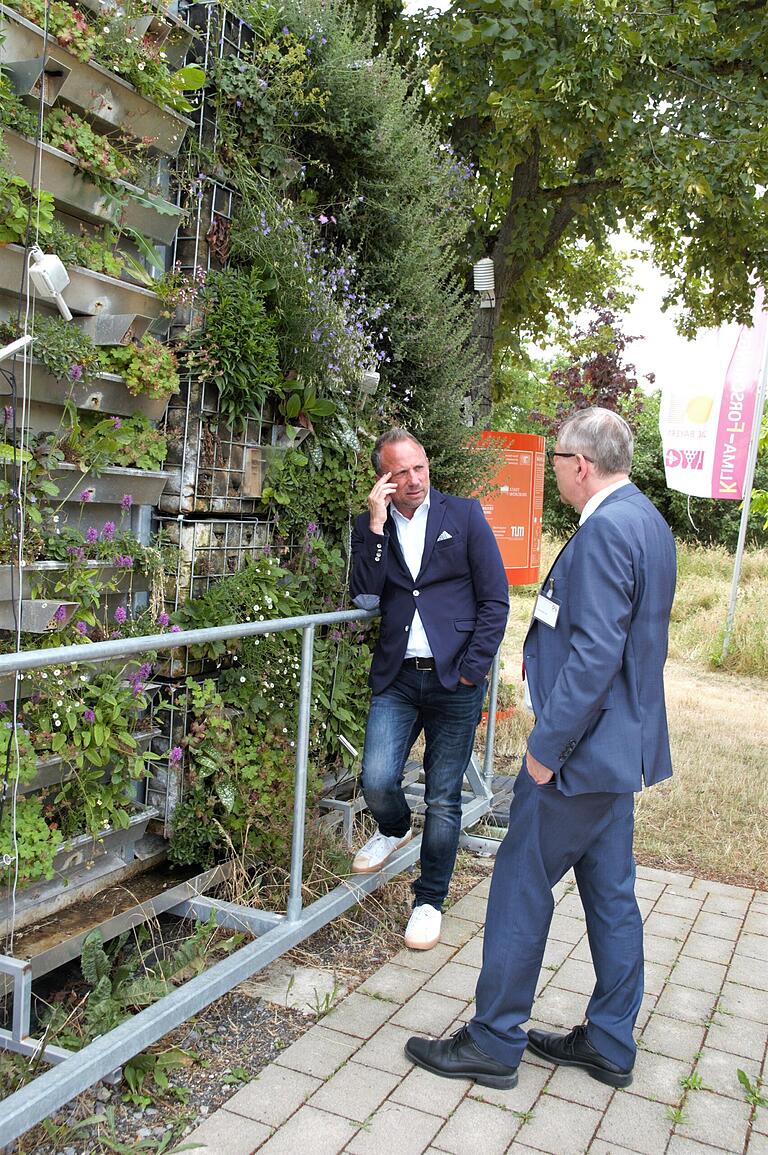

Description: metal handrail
[0,605,500,1147]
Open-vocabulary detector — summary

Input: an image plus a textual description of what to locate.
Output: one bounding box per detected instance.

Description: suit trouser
[468,764,643,1071]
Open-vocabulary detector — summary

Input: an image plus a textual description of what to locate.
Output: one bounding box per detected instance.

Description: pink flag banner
[659,289,767,499]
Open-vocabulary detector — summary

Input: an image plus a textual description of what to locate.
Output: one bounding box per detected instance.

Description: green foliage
[0,791,63,884]
[59,404,168,472]
[403,0,768,405]
[171,555,296,662]
[0,429,62,563]
[182,268,282,429]
[278,0,492,494]
[98,337,180,400]
[47,219,126,280]
[45,919,242,1064]
[213,33,329,178]
[0,315,100,383]
[4,0,100,60]
[43,108,137,183]
[168,677,309,870]
[0,72,37,136]
[0,171,54,243]
[737,1068,768,1113]
[262,439,370,542]
[17,664,160,837]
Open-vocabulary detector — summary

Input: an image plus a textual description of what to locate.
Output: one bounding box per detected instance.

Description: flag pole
[720,319,768,661]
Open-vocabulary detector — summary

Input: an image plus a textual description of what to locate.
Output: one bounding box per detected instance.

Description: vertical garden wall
[0,0,489,921]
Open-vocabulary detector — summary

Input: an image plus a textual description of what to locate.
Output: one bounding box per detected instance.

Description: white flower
[41,673,47,680]
[54,720,61,727]
[137,61,146,71]
[53,669,61,676]
[239,676,246,683]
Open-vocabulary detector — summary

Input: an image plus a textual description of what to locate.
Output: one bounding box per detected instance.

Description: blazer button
[413,590,420,597]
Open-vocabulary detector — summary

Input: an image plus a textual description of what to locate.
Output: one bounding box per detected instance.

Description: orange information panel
[477,431,545,586]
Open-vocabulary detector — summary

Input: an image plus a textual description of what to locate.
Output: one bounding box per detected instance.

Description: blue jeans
[361,665,486,910]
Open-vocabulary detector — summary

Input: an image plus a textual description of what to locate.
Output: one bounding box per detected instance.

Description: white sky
[617,242,741,396]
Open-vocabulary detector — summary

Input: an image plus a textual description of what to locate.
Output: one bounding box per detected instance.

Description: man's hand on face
[525,749,555,785]
[368,472,398,533]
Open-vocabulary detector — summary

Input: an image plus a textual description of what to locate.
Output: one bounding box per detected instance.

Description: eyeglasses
[547,450,595,467]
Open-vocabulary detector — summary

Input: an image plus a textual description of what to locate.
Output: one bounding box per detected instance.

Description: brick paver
[182,867,768,1155]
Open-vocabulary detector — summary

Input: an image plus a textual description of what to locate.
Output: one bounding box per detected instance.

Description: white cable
[7,260,37,955]
[5,0,55,954]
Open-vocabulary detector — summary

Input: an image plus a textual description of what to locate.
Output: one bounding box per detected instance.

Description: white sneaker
[404,904,442,950]
[352,828,413,873]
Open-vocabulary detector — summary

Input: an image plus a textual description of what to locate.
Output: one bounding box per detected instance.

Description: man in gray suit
[406,407,677,1089]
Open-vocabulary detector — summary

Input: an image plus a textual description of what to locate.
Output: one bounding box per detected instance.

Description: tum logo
[665,449,704,470]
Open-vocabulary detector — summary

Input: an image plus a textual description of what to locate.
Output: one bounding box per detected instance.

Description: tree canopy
[405,0,768,402]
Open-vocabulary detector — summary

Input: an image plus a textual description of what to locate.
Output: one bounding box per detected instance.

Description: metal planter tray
[0,560,151,601]
[20,727,160,795]
[0,599,77,632]
[25,359,170,421]
[0,245,163,322]
[75,0,198,67]
[51,802,159,874]
[2,132,183,244]
[0,6,193,156]
[50,463,169,506]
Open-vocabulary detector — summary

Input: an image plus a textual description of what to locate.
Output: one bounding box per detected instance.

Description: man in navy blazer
[406,407,676,1088]
[350,428,509,950]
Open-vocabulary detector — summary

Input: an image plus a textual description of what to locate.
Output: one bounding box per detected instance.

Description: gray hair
[371,428,426,474]
[557,407,634,476]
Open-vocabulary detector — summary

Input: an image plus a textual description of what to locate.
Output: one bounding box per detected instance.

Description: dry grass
[671,542,768,676]
[634,662,768,887]
[494,534,768,888]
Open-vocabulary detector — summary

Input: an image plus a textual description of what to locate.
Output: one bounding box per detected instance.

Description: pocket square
[437,530,453,542]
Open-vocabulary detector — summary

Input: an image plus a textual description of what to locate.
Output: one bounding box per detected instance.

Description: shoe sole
[351,830,413,874]
[526,1038,633,1088]
[404,1042,518,1089]
[404,930,440,951]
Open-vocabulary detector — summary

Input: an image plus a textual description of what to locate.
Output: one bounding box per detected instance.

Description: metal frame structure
[0,607,502,1148]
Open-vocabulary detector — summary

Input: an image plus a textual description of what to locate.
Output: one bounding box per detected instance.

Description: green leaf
[173,64,206,92]
[453,17,475,42]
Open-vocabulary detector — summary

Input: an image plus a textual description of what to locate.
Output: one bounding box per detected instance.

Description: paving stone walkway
[184,866,768,1155]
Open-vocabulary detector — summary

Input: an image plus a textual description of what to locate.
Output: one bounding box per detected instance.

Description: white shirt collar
[579,479,631,525]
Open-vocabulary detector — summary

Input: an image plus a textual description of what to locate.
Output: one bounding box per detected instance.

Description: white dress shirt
[391,492,432,658]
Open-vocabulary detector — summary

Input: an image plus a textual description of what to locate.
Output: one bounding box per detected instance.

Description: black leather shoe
[526,1024,633,1087]
[405,1025,518,1089]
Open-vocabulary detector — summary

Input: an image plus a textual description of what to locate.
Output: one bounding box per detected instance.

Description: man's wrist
[369,521,386,535]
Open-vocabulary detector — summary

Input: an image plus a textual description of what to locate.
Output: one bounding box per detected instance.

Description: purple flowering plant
[14,661,163,838]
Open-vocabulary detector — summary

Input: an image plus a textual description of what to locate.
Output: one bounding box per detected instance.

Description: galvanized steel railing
[0,607,501,1147]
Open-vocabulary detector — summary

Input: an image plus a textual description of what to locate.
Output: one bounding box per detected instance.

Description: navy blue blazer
[524,484,677,796]
[350,489,510,693]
